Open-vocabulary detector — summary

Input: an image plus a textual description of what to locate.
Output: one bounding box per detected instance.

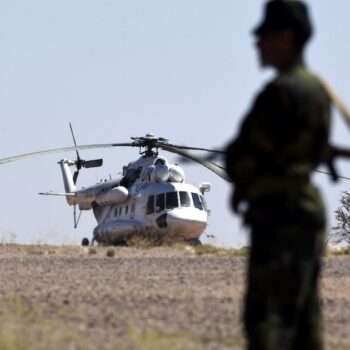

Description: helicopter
[0,130,228,246]
[2,127,348,247]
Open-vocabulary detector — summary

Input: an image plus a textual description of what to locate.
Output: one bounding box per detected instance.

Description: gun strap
[315,74,350,129]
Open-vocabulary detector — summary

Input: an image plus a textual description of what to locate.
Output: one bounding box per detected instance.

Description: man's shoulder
[266,66,326,98]
[250,64,330,119]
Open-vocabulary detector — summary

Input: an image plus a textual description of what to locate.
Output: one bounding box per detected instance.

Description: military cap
[254,0,313,46]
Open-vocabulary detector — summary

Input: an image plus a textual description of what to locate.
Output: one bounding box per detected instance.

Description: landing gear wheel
[186,238,202,246]
[81,237,90,246]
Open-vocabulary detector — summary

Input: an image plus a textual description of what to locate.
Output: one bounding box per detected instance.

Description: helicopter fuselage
[58,152,210,245]
[92,182,208,244]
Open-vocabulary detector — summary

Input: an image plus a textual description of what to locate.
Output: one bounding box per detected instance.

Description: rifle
[318,145,350,182]
[316,75,350,182]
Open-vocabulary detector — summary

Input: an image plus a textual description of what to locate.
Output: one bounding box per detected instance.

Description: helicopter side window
[166,192,178,209]
[179,191,191,207]
[191,193,203,210]
[156,193,165,213]
[146,195,155,215]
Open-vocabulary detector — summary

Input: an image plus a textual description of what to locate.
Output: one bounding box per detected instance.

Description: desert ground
[0,244,349,350]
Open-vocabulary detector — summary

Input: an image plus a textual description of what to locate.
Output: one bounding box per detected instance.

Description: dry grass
[1,243,349,350]
[124,234,250,257]
[125,232,178,248]
[127,323,244,350]
[0,295,82,350]
[1,241,348,257]
[193,245,249,256]
[325,245,350,256]
[128,323,202,350]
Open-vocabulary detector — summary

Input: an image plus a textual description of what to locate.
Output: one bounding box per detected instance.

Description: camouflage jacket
[225,62,330,200]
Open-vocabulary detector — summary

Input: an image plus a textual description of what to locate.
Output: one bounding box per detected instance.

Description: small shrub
[194,244,249,256]
[126,232,175,248]
[106,248,115,257]
[88,247,97,255]
[331,191,350,245]
[326,245,350,256]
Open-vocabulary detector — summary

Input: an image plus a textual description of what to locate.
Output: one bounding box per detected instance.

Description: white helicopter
[0,130,228,246]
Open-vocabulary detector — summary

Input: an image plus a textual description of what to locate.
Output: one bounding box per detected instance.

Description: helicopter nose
[165,210,207,237]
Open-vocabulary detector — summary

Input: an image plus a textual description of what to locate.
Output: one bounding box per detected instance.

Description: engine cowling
[168,164,185,183]
[150,164,169,182]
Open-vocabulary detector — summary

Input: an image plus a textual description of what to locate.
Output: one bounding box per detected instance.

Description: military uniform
[225,1,330,349]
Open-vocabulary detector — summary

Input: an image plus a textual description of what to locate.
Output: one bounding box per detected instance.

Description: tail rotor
[69,122,103,184]
[68,123,103,228]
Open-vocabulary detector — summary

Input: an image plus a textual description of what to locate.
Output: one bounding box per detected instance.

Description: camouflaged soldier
[225,1,330,349]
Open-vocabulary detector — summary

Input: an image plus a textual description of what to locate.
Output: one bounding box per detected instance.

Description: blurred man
[225,1,330,349]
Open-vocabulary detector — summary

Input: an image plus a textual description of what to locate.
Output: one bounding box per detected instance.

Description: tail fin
[58,159,76,205]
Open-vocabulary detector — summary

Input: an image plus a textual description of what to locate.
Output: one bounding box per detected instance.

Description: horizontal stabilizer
[38,191,75,196]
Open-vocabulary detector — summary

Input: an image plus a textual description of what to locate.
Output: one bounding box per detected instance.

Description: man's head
[253,0,313,69]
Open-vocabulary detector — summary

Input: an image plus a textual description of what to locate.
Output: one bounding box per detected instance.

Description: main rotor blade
[163,142,225,154]
[0,143,133,165]
[69,122,80,161]
[159,144,231,182]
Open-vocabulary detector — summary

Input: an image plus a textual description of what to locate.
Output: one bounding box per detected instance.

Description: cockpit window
[192,193,203,210]
[166,192,178,209]
[147,191,201,213]
[146,195,155,215]
[179,191,191,207]
[156,193,165,213]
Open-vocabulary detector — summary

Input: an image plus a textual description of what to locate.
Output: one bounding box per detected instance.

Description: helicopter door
[145,195,156,224]
[155,193,165,213]
[146,195,155,215]
[130,197,136,219]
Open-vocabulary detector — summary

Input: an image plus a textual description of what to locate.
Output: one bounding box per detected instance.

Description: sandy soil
[0,244,349,350]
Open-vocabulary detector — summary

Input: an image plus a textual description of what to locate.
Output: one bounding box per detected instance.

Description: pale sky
[1,1,350,246]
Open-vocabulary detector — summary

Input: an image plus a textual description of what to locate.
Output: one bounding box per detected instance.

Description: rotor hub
[131,133,169,156]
